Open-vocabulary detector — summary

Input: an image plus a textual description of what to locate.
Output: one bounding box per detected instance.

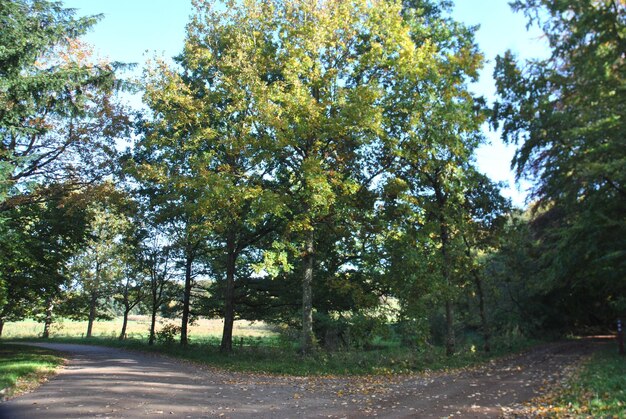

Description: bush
[155,324,182,345]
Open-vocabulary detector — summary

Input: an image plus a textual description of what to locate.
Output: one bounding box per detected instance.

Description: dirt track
[0,339,607,418]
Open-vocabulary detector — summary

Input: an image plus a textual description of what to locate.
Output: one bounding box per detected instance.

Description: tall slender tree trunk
[0,318,4,337]
[180,251,193,346]
[221,236,238,353]
[119,307,130,340]
[86,261,101,338]
[445,299,455,356]
[149,270,160,345]
[86,289,98,338]
[42,297,54,339]
[301,229,315,354]
[473,274,490,352]
[462,235,491,353]
[86,291,97,338]
[440,234,455,357]
[149,308,157,345]
[433,175,455,357]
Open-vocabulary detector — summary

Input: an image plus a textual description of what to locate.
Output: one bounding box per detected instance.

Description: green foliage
[61,188,136,335]
[374,0,490,355]
[0,0,130,210]
[0,185,91,327]
[0,0,132,337]
[493,0,626,331]
[5,0,616,361]
[155,324,182,345]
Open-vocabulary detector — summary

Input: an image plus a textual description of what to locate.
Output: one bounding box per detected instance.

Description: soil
[0,338,608,418]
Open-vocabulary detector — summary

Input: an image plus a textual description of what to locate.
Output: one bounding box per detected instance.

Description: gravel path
[0,339,607,418]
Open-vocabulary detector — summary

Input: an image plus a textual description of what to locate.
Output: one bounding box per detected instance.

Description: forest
[0,0,624,358]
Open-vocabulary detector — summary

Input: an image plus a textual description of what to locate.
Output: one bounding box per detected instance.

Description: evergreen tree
[493,0,626,329]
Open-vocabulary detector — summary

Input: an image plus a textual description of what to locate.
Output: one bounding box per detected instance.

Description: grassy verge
[6,335,538,376]
[0,344,64,400]
[555,349,626,418]
[527,348,626,418]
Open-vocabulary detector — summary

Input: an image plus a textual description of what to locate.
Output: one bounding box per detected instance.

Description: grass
[0,343,64,399]
[549,348,626,418]
[2,316,540,376]
[6,333,538,377]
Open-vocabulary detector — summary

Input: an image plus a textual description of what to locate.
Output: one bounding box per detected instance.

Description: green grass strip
[6,335,537,376]
[0,343,64,399]
[554,348,626,418]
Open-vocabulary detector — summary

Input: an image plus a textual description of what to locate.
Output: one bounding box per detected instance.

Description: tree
[493,0,626,330]
[142,229,174,346]
[460,171,510,352]
[0,0,130,211]
[130,89,211,346]
[132,48,280,350]
[67,192,133,338]
[136,0,421,353]
[376,0,485,355]
[159,3,288,351]
[218,0,431,354]
[114,226,145,340]
[0,184,90,337]
[0,0,131,337]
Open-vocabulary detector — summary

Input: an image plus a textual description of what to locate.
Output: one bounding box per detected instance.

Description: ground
[0,338,607,418]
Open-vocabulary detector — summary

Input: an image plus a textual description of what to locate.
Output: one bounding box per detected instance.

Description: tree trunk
[433,177,455,357]
[445,300,455,356]
[463,234,491,353]
[149,306,157,345]
[87,260,101,338]
[439,216,455,356]
[473,275,491,352]
[301,230,315,354]
[0,318,4,337]
[180,251,193,346]
[119,308,130,340]
[42,297,54,339]
[220,237,237,353]
[149,271,159,345]
[86,289,98,338]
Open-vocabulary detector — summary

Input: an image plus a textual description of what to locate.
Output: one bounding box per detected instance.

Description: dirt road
[0,339,606,418]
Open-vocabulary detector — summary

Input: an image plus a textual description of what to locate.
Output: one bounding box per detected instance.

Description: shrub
[155,324,182,345]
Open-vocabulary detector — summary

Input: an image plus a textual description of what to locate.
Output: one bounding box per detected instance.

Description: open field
[1,316,277,342]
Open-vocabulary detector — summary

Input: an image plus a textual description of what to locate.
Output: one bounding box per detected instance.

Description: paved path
[0,339,607,418]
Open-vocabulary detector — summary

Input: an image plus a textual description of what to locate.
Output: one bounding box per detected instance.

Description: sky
[62,0,550,207]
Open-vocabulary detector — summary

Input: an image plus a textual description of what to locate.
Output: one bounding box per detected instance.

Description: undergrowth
[5,335,538,376]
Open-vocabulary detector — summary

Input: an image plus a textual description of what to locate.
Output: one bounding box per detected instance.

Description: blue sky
[63,0,549,207]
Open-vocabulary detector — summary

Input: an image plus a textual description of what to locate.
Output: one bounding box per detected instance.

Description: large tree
[0,0,130,210]
[235,0,429,354]
[493,0,626,329]
[130,81,212,346]
[376,0,485,355]
[0,184,90,336]
[133,24,283,350]
[0,0,130,334]
[136,0,427,354]
[66,189,134,338]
